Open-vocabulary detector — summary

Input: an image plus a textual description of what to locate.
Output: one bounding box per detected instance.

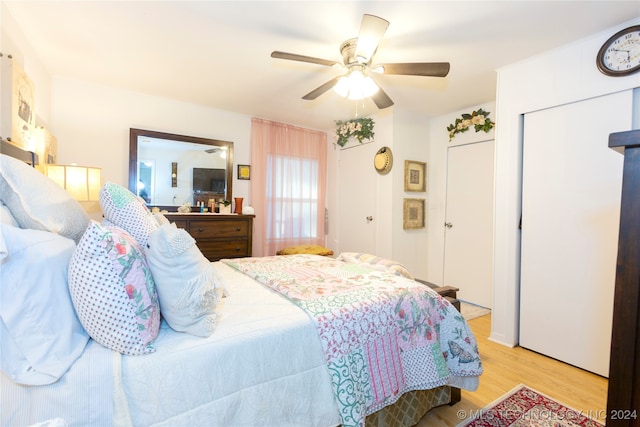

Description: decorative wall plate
[374,146,393,175]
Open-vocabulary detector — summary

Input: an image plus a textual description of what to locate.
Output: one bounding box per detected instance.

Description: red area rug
[459,384,605,427]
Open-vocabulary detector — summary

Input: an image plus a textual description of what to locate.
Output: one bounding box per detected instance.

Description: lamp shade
[39,164,102,201]
[333,69,379,100]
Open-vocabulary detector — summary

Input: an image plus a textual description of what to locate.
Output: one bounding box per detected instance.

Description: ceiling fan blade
[378,62,450,77]
[271,51,340,67]
[371,86,394,109]
[302,76,342,100]
[355,14,389,63]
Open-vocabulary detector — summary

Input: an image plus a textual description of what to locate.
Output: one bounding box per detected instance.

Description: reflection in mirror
[137,160,154,204]
[129,128,233,209]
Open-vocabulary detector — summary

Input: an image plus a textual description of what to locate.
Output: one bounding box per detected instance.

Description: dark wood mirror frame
[128,128,234,211]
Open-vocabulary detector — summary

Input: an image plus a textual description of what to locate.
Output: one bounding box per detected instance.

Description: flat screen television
[192,167,226,194]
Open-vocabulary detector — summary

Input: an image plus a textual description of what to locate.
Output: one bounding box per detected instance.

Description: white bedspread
[1,339,114,427]
[115,261,341,427]
[3,260,475,427]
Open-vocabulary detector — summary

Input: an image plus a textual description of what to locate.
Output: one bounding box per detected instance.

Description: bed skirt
[364,386,451,427]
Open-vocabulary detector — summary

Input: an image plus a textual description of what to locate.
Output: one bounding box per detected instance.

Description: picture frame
[404,160,426,192]
[2,60,36,148]
[403,198,426,230]
[237,164,251,180]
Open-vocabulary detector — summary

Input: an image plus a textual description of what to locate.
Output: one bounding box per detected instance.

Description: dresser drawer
[162,214,253,262]
[198,240,249,260]
[189,220,249,239]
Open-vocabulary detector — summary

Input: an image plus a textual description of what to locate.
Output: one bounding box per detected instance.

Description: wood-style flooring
[418,314,609,426]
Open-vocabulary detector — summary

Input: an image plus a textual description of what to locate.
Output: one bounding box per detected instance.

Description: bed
[0,141,482,427]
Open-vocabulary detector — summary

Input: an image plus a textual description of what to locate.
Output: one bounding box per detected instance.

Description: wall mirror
[129,128,233,210]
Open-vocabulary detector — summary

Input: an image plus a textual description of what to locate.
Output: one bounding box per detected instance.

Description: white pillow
[68,221,160,355]
[337,252,415,280]
[0,224,89,385]
[99,182,159,248]
[0,154,90,243]
[0,201,18,228]
[145,223,224,337]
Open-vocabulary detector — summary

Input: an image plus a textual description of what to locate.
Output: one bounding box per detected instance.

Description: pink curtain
[250,118,327,256]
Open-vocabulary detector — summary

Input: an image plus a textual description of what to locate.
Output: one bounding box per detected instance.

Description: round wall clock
[373,146,393,175]
[596,25,640,76]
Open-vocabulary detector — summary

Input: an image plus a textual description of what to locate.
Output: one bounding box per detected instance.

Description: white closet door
[338,142,377,254]
[520,91,631,377]
[443,140,494,308]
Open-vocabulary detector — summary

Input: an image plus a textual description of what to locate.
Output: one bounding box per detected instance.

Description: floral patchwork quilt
[222,254,482,427]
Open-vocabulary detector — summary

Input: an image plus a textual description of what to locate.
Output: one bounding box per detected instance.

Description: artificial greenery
[447,108,495,141]
[335,117,375,147]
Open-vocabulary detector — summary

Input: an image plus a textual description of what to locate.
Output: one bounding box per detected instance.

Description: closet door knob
[445,222,453,229]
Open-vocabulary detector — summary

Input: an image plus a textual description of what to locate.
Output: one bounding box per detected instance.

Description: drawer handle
[198,227,204,233]
[235,247,241,252]
[235,227,241,231]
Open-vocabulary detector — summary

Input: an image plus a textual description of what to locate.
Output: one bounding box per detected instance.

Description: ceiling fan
[271,14,450,109]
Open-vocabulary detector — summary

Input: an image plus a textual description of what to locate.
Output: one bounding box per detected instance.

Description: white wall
[50,77,253,201]
[426,102,496,286]
[390,109,430,278]
[1,1,254,207]
[492,18,640,346]
[325,107,432,278]
[1,2,52,134]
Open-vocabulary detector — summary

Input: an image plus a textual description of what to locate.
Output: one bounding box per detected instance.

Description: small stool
[276,245,334,256]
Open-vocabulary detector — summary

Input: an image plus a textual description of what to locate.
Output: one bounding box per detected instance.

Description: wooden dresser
[163,213,254,261]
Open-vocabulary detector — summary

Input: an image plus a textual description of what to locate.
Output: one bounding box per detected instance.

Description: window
[250,118,327,256]
[266,155,319,240]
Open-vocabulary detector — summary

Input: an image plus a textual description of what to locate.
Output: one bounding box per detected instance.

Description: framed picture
[237,164,251,180]
[403,198,425,230]
[2,60,36,148]
[404,160,426,192]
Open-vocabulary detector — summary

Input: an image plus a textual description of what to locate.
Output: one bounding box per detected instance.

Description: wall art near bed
[404,160,426,192]
[35,126,57,164]
[403,198,426,230]
[237,164,251,180]
[0,55,36,149]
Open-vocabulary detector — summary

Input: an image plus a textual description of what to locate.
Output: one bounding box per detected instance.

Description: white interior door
[337,142,377,254]
[520,91,631,377]
[443,140,494,308]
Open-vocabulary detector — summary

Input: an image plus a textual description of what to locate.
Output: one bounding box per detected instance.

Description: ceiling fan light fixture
[350,74,379,100]
[272,13,450,109]
[334,69,379,100]
[334,76,350,97]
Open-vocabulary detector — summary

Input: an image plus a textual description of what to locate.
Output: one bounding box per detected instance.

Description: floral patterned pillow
[68,221,160,355]
[99,182,159,248]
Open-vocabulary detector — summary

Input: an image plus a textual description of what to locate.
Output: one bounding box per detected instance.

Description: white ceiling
[4,1,639,131]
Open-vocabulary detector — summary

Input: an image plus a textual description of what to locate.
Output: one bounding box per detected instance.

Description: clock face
[597,25,640,76]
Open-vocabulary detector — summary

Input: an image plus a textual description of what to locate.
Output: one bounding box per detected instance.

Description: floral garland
[447,108,495,141]
[335,117,375,147]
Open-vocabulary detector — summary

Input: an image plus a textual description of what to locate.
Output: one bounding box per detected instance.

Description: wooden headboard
[1,139,38,166]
